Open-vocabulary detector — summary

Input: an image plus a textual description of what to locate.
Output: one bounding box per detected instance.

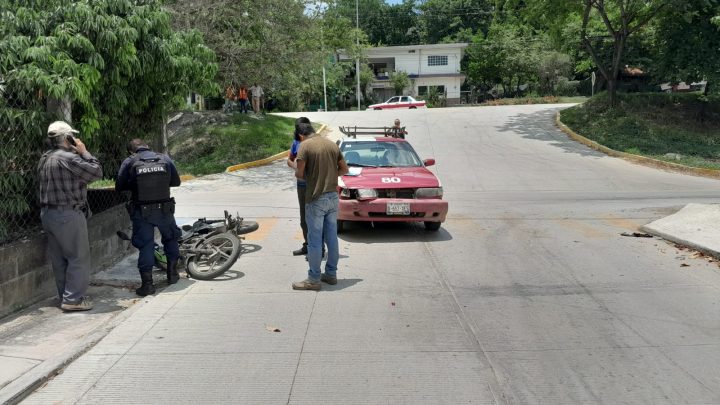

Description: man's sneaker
[292,279,321,291]
[320,274,337,285]
[292,246,307,256]
[61,298,93,312]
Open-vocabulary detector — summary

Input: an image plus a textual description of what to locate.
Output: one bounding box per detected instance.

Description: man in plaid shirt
[37,121,102,311]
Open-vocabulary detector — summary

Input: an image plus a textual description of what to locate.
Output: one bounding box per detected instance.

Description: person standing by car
[287,117,311,256]
[292,123,348,290]
[38,121,103,311]
[116,139,182,296]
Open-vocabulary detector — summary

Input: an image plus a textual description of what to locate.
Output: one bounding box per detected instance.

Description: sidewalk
[0,253,172,404]
[641,203,720,257]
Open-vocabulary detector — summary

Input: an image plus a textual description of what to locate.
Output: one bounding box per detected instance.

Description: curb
[555,112,720,180]
[225,124,328,173]
[0,296,153,405]
[639,224,720,260]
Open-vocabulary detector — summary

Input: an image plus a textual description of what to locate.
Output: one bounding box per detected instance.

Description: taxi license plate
[386,202,410,215]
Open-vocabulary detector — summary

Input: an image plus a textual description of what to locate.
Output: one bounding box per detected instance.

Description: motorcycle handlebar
[200,218,226,224]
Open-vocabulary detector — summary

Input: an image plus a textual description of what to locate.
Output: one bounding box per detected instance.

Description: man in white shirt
[250,83,264,113]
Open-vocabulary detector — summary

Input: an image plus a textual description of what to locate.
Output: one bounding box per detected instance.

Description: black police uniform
[117,147,182,296]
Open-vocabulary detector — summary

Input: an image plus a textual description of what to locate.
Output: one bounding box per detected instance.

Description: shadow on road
[320,278,363,291]
[339,221,453,244]
[496,107,605,158]
[204,270,245,282]
[240,243,262,255]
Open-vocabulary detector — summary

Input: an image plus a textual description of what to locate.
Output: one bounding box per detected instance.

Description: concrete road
[24,105,720,404]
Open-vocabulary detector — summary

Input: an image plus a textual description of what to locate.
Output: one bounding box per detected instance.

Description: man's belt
[42,204,85,211]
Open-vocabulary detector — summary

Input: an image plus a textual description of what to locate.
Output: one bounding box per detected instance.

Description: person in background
[224,82,237,112]
[38,121,103,311]
[250,83,264,114]
[292,123,348,290]
[238,84,249,114]
[116,139,182,297]
[387,118,407,139]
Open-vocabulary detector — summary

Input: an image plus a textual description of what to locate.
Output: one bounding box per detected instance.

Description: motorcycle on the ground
[117,210,259,280]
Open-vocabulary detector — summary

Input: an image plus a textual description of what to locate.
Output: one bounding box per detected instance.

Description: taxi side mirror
[423,158,435,167]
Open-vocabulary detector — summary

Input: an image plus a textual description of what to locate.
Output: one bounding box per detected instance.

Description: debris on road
[265,325,281,333]
[620,232,653,238]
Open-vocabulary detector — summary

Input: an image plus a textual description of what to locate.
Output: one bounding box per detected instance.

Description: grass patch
[169,114,296,175]
[88,179,115,189]
[561,92,720,169]
[480,96,588,106]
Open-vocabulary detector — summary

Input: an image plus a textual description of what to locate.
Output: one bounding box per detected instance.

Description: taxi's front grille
[377,188,416,199]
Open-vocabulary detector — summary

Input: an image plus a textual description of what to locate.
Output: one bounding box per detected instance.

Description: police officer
[116,139,182,296]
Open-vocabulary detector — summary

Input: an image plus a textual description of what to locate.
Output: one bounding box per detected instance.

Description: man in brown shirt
[292,123,348,290]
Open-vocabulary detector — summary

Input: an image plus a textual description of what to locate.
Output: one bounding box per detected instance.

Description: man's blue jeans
[305,191,339,281]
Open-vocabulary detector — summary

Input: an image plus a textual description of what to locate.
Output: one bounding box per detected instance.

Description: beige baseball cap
[47,121,79,137]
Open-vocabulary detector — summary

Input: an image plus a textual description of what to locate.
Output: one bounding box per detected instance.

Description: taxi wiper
[347,163,376,167]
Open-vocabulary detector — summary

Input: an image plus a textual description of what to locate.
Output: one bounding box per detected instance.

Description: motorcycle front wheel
[186,232,241,280]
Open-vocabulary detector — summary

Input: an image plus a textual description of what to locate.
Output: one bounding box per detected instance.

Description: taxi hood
[340,167,440,189]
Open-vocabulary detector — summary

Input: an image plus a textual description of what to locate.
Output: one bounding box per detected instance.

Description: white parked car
[368,96,426,110]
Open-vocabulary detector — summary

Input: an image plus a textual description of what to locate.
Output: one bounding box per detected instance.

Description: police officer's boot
[166,259,180,284]
[135,272,156,296]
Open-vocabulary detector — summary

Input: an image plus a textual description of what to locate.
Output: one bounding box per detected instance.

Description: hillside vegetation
[169,114,295,175]
[561,93,720,169]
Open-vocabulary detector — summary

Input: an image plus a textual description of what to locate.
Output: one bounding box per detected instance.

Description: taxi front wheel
[337,220,345,234]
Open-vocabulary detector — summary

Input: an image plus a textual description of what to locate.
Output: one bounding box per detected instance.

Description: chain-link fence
[0,94,132,246]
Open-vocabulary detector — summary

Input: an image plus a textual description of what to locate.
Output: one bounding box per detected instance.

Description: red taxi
[336,136,447,232]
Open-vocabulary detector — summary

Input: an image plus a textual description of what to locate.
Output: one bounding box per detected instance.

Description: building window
[418,85,445,96]
[427,55,448,66]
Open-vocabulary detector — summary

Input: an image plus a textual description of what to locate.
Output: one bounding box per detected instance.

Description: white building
[359,43,468,105]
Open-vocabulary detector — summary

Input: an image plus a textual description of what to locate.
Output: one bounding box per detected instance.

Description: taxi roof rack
[338,126,406,139]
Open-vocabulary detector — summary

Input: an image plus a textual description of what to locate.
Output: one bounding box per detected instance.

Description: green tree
[326,0,420,46]
[389,71,410,95]
[167,0,362,111]
[651,0,720,95]
[417,0,494,43]
[525,0,672,106]
[465,24,550,98]
[0,0,217,241]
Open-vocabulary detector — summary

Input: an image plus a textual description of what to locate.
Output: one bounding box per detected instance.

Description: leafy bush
[561,92,720,168]
[556,78,580,97]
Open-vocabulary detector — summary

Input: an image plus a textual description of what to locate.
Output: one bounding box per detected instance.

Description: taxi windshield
[341,141,423,168]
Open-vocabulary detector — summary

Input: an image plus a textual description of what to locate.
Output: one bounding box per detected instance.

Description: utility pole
[321,19,328,112]
[356,0,361,111]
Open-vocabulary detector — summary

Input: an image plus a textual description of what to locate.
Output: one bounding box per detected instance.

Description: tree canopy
[0,0,218,241]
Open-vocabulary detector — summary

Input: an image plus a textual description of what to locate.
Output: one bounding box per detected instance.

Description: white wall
[411,77,463,99]
[368,47,464,76]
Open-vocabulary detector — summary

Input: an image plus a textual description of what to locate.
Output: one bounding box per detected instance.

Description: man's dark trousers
[40,207,91,304]
[130,206,181,273]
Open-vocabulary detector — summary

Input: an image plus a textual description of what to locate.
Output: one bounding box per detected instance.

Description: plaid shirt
[37,148,103,208]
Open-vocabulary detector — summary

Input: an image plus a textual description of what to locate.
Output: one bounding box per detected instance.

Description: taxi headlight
[415,187,443,198]
[356,188,378,200]
[340,188,351,198]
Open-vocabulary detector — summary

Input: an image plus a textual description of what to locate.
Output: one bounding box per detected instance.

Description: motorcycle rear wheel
[186,232,241,280]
